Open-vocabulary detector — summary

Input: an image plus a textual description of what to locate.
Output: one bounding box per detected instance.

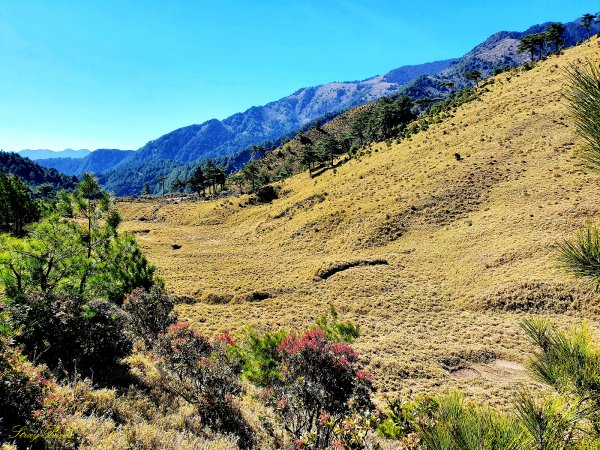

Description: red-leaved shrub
[268,329,374,449]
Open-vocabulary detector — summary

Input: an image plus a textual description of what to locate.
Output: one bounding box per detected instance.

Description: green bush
[237,328,287,386]
[377,396,438,441]
[7,292,133,385]
[315,303,360,344]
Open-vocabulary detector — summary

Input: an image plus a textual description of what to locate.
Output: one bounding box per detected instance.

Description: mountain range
[0,151,77,191]
[18,149,91,160]
[36,149,134,177]
[33,13,600,195]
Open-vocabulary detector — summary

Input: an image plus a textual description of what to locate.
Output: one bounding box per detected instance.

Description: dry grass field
[119,40,600,408]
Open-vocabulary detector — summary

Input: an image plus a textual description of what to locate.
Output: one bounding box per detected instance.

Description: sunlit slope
[119,39,600,406]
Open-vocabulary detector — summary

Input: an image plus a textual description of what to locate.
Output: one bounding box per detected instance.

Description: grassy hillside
[118,39,600,407]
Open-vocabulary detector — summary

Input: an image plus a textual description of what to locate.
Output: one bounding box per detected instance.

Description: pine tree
[188,166,206,196]
[545,23,565,53]
[581,13,596,40]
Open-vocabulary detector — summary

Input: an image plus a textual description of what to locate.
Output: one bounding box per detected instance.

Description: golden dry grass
[119,40,600,408]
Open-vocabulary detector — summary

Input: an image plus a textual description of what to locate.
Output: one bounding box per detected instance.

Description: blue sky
[0,1,597,151]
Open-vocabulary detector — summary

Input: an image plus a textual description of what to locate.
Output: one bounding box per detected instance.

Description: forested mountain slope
[118,38,600,405]
[37,149,134,176]
[0,151,77,190]
[104,14,599,195]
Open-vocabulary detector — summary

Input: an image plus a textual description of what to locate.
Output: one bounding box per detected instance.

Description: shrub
[419,392,526,450]
[237,329,288,386]
[315,304,360,344]
[123,285,176,347]
[7,292,132,386]
[0,335,53,444]
[413,321,600,449]
[268,329,374,448]
[155,323,254,448]
[377,396,438,442]
[86,232,157,304]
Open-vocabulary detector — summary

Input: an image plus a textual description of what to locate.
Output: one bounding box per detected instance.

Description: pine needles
[558,223,600,290]
[564,61,600,171]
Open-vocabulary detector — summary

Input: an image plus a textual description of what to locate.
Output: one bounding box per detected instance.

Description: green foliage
[351,95,416,147]
[519,319,600,448]
[558,223,600,290]
[465,70,482,85]
[242,160,262,191]
[546,23,566,53]
[377,396,438,441]
[236,328,287,386]
[0,150,76,191]
[315,303,360,344]
[188,165,206,195]
[141,182,151,195]
[91,232,156,303]
[514,391,582,450]
[300,143,323,176]
[0,174,40,237]
[519,33,547,61]
[565,61,600,172]
[419,392,527,450]
[581,14,597,39]
[521,318,600,399]
[0,215,156,303]
[0,218,85,298]
[6,292,133,385]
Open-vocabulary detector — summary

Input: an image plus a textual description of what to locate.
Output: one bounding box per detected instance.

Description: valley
[118,38,600,407]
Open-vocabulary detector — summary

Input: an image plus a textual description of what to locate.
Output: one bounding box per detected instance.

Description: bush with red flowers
[268,329,374,449]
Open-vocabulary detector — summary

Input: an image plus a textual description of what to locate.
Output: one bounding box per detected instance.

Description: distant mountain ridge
[34,13,600,195]
[402,17,600,98]
[0,151,77,191]
[18,149,91,160]
[36,149,134,177]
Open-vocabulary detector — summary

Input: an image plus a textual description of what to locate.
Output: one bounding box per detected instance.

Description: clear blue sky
[0,0,597,151]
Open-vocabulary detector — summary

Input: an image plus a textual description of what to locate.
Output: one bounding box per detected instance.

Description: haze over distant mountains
[36,149,134,177]
[18,149,91,160]
[31,13,600,195]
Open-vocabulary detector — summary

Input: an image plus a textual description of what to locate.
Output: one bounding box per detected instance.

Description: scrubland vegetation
[4,16,600,449]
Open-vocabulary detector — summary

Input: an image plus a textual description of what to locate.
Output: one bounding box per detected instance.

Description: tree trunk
[87,199,92,259]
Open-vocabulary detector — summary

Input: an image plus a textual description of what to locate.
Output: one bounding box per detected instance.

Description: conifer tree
[581,13,596,40]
